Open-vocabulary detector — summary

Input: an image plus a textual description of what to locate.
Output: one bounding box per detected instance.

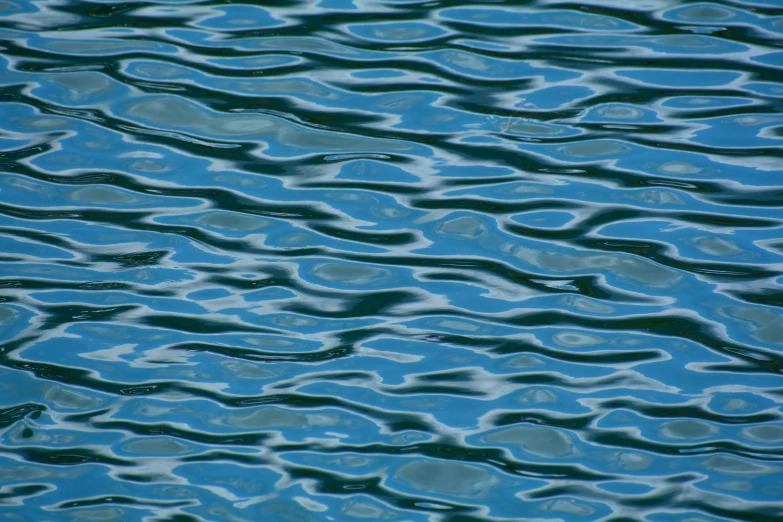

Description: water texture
[1,0,783,520]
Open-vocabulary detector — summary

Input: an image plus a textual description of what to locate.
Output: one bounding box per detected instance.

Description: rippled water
[1,0,783,520]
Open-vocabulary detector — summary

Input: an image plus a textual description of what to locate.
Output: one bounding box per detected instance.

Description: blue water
[1,0,783,520]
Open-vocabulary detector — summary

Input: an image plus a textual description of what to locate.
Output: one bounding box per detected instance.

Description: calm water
[1,0,783,520]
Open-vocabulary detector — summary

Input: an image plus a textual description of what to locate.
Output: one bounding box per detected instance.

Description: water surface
[1,0,783,520]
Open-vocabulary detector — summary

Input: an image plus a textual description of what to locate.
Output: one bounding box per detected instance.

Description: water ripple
[1,0,783,520]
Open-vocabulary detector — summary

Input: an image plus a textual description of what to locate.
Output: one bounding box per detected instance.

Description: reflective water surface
[1,0,783,520]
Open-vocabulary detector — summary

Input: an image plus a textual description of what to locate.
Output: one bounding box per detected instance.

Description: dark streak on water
[1,0,783,520]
